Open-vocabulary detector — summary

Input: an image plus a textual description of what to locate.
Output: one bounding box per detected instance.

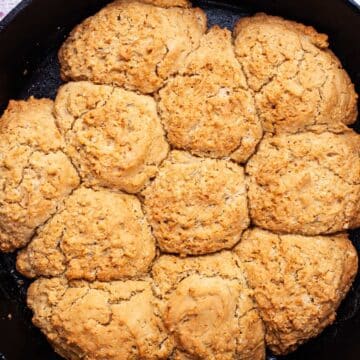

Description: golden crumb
[234,13,358,134]
[235,228,358,354]
[58,1,206,93]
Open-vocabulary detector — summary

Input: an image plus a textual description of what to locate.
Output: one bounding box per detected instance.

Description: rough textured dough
[58,0,207,94]
[140,0,191,7]
[3,6,359,360]
[152,252,265,360]
[234,13,358,134]
[0,98,80,252]
[54,82,169,193]
[17,187,156,281]
[246,131,360,235]
[158,26,262,162]
[235,228,358,355]
[142,151,250,255]
[27,277,174,360]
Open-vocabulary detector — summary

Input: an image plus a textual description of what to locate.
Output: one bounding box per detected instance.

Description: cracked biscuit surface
[152,252,265,360]
[54,81,169,193]
[2,4,359,360]
[17,187,156,281]
[246,131,360,235]
[58,0,206,94]
[234,13,358,134]
[142,151,250,255]
[158,26,262,162]
[0,98,80,252]
[28,277,174,360]
[235,228,358,355]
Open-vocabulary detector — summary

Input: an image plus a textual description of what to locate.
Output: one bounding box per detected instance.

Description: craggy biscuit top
[17,187,156,281]
[158,26,262,162]
[1,4,359,360]
[235,228,358,355]
[0,98,63,151]
[152,252,265,360]
[54,81,169,193]
[0,98,80,252]
[58,0,207,93]
[151,251,247,296]
[164,275,264,360]
[234,13,358,134]
[142,151,250,255]
[246,131,360,235]
[27,277,174,360]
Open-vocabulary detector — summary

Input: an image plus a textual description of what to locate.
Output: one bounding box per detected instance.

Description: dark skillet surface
[0,0,359,359]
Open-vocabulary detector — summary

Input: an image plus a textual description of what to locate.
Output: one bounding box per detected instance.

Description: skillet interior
[0,0,359,359]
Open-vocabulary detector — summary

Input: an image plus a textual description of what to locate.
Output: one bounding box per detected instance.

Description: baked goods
[141,0,191,7]
[234,13,358,134]
[142,151,249,255]
[0,1,358,359]
[152,252,266,359]
[54,81,169,193]
[0,98,80,252]
[16,187,156,281]
[246,131,360,235]
[58,0,206,93]
[158,26,262,162]
[27,277,174,360]
[235,228,358,355]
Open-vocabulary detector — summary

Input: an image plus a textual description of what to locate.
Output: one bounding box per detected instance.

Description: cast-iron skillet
[0,0,359,359]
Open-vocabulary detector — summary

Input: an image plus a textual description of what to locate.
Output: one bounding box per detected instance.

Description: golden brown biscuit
[246,131,360,235]
[235,228,358,355]
[158,26,262,162]
[54,82,169,193]
[17,187,156,281]
[152,252,265,360]
[142,151,250,255]
[234,13,358,134]
[3,7,359,360]
[27,277,174,360]
[0,98,80,252]
[59,1,206,94]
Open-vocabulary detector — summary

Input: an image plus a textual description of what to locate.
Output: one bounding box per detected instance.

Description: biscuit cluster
[0,1,359,359]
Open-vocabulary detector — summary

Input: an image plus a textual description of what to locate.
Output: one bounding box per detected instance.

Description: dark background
[0,0,359,359]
